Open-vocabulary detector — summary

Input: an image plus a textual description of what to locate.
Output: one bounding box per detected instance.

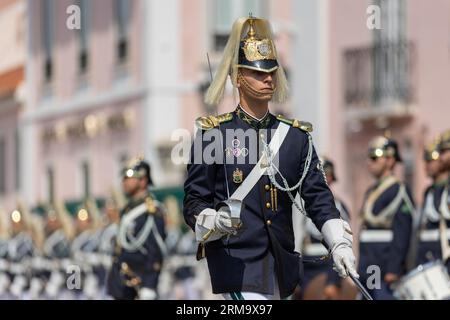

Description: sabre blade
[349,273,373,300]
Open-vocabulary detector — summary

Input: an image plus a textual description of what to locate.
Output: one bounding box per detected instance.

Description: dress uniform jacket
[432,178,450,272]
[183,106,340,298]
[107,194,166,299]
[358,177,414,280]
[433,178,450,229]
[416,181,448,266]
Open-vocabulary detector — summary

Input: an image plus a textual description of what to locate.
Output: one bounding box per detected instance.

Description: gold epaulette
[195,113,233,130]
[276,115,313,132]
[145,197,157,214]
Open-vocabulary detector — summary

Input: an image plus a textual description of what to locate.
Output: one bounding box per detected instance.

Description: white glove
[83,273,99,299]
[214,210,238,235]
[321,218,359,279]
[29,278,43,299]
[46,271,64,298]
[195,208,237,243]
[138,287,157,300]
[0,273,10,295]
[10,275,27,298]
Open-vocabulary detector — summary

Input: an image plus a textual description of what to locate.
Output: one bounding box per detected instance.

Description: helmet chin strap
[237,70,276,100]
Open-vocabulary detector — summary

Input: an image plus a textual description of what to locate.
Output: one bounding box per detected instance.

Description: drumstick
[349,273,374,300]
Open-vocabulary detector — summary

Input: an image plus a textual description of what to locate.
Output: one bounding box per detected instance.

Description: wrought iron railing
[344,41,415,109]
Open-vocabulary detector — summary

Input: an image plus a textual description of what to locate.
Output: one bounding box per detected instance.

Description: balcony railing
[344,41,415,111]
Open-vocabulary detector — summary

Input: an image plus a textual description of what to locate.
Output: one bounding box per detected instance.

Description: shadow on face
[425,160,442,179]
[367,156,393,178]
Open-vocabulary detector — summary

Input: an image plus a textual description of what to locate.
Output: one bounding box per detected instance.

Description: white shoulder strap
[231,122,290,202]
[121,202,147,224]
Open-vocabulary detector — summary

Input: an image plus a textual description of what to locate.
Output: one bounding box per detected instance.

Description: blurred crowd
[0,192,213,300]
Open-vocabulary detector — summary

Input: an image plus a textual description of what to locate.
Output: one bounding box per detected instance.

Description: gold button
[266,202,271,209]
[266,220,272,225]
[260,133,265,139]
[265,184,270,191]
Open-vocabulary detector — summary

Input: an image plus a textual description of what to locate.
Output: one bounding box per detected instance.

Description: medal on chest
[233,168,243,184]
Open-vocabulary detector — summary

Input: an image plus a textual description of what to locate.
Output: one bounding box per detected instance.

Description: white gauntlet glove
[195,208,238,243]
[321,218,359,279]
[214,210,239,235]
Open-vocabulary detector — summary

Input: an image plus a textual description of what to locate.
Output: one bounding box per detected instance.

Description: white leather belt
[420,229,450,242]
[303,243,328,256]
[359,229,393,243]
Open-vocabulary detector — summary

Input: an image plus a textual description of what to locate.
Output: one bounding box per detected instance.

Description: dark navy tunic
[107,194,166,299]
[416,181,448,266]
[183,107,340,298]
[358,177,414,281]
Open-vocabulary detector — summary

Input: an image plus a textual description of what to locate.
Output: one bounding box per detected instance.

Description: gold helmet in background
[439,129,450,152]
[424,138,441,162]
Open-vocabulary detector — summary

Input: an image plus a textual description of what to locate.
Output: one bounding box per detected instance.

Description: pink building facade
[22,0,148,207]
[293,0,450,225]
[19,0,297,210]
[0,0,25,213]
[3,0,447,220]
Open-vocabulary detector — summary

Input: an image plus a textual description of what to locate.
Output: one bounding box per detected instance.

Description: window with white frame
[372,0,410,105]
[46,165,54,203]
[0,138,5,195]
[213,0,267,52]
[14,129,20,191]
[114,0,131,65]
[114,152,128,187]
[77,0,89,75]
[42,0,54,83]
[80,160,90,199]
[373,0,406,44]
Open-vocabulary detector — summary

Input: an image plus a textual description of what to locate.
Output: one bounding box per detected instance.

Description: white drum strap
[439,215,450,262]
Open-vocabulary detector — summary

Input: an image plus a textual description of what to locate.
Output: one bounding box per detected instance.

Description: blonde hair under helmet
[204,16,289,106]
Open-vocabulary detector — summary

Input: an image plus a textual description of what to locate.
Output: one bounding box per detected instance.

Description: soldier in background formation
[415,139,449,267]
[107,157,167,300]
[437,130,450,271]
[414,130,450,273]
[0,193,124,299]
[0,157,214,300]
[358,135,414,300]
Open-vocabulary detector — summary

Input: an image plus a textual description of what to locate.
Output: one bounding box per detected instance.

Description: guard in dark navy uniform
[8,202,37,299]
[42,202,73,299]
[358,135,414,300]
[183,16,358,300]
[436,130,450,271]
[415,139,448,267]
[301,157,354,300]
[107,157,167,300]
